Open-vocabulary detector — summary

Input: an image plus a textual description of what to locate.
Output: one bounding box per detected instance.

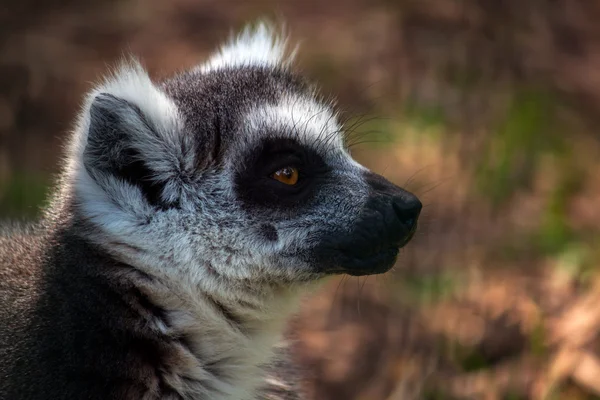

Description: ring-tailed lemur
[0,22,421,400]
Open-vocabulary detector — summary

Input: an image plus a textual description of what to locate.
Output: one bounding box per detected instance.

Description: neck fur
[123,263,310,400]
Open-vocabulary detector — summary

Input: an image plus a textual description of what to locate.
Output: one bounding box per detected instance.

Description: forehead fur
[162,65,341,166]
[241,95,343,154]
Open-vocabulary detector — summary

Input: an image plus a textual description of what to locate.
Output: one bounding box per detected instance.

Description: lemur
[0,22,421,400]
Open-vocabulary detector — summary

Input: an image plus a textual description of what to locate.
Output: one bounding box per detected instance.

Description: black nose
[392,194,422,233]
[308,173,423,277]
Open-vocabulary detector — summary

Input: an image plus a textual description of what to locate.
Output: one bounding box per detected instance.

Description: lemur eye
[271,167,299,185]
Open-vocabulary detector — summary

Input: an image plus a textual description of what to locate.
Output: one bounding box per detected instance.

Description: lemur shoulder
[0,22,421,400]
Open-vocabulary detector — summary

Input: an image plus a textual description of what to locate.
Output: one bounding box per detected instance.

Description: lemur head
[68,22,421,294]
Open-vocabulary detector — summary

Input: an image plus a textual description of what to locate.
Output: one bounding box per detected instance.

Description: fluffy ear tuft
[71,60,191,211]
[88,61,180,137]
[199,21,296,72]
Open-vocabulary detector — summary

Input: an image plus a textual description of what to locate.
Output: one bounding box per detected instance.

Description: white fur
[245,95,341,147]
[199,22,296,73]
[239,94,367,173]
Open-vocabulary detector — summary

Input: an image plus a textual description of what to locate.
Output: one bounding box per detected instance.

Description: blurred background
[3,1,600,399]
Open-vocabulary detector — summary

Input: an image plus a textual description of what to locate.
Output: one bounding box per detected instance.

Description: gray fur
[0,22,421,400]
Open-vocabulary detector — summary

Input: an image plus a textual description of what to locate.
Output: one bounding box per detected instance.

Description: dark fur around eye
[234,137,329,209]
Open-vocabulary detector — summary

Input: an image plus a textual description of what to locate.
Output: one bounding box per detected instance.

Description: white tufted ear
[198,21,297,73]
[66,59,195,231]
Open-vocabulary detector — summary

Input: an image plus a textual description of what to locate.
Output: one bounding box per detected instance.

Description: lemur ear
[198,21,296,73]
[84,93,168,207]
[80,62,191,208]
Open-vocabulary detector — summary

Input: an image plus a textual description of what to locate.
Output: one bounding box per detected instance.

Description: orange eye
[271,166,299,185]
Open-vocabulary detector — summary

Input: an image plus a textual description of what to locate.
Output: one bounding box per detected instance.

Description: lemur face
[73,23,421,287]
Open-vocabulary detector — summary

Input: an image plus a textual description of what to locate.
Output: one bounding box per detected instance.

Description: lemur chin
[0,21,421,400]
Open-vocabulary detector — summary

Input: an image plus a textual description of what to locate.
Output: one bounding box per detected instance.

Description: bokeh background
[3,1,600,399]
